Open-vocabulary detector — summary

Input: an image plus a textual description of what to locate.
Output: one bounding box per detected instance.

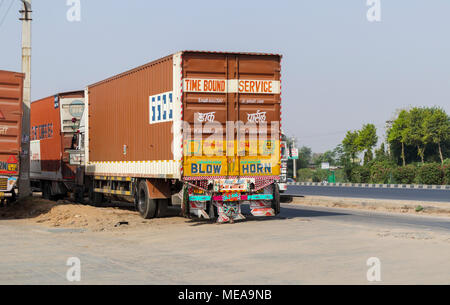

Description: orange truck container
[30,91,85,199]
[0,70,24,203]
[82,51,282,222]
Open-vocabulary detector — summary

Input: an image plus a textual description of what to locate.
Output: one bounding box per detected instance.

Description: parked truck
[34,51,283,223]
[30,91,85,200]
[0,70,24,204]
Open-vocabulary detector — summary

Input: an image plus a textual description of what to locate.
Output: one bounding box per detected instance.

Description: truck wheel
[133,187,139,211]
[155,199,169,218]
[88,186,104,207]
[137,180,157,219]
[272,183,281,215]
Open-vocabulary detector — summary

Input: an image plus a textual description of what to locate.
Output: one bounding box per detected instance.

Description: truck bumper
[0,176,18,193]
[0,192,13,198]
[186,180,279,223]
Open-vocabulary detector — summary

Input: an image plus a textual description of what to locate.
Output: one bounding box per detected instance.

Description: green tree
[333,144,348,166]
[405,107,430,164]
[356,124,378,165]
[375,143,388,161]
[388,110,410,166]
[297,146,312,169]
[342,131,360,163]
[423,108,450,165]
[322,150,337,166]
[312,150,337,167]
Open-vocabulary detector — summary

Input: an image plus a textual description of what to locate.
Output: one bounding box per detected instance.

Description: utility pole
[19,0,32,198]
[291,137,297,180]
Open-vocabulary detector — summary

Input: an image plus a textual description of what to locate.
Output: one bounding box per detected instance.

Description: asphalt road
[286,185,450,203]
[280,203,450,232]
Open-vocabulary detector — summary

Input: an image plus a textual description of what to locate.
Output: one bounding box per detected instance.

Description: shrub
[393,165,417,184]
[417,163,444,185]
[343,164,357,182]
[444,165,450,185]
[334,169,347,183]
[297,168,313,182]
[369,162,393,184]
[350,166,371,183]
[312,169,329,182]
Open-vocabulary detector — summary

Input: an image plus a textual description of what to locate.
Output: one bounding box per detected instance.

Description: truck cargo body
[0,70,24,202]
[30,91,85,198]
[84,51,282,222]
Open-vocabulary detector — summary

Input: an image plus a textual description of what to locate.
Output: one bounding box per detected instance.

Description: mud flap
[250,200,276,217]
[216,202,246,223]
[189,202,210,219]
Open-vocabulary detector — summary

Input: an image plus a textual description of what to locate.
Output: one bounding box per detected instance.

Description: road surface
[0,203,449,285]
[286,185,450,202]
[281,203,450,232]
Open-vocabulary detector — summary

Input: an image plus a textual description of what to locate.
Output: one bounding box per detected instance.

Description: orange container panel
[0,70,24,178]
[30,91,84,181]
[88,56,174,162]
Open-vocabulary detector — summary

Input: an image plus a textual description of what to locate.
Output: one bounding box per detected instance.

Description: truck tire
[137,180,157,219]
[88,186,104,207]
[272,183,281,215]
[155,198,169,218]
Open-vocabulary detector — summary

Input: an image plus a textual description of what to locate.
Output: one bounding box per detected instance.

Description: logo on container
[69,100,85,118]
[31,124,54,141]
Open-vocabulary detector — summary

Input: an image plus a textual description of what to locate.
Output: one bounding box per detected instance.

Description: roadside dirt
[291,196,450,217]
[0,196,185,232]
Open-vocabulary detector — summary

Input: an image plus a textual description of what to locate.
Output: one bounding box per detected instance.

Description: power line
[0,0,15,29]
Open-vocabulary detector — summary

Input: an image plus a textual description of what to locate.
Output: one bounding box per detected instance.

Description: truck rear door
[0,71,23,179]
[182,52,281,179]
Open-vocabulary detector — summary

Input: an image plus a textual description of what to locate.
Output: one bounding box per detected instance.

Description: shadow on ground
[0,196,61,220]
[0,195,349,227]
[185,204,351,227]
[280,205,350,219]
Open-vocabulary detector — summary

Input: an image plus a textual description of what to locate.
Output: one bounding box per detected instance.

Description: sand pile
[0,196,184,232]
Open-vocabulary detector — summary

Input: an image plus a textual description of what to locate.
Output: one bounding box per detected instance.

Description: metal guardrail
[288,182,450,191]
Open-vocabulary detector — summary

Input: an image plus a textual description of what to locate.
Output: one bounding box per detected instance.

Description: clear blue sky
[1,0,449,152]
